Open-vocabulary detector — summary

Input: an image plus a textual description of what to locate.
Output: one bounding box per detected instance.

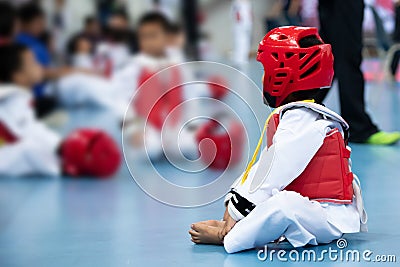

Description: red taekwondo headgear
[257,26,334,107]
[60,129,121,178]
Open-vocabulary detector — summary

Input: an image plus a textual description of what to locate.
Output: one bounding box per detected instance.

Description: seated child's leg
[223,191,343,253]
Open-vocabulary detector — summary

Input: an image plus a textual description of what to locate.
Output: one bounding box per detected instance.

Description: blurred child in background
[0,44,120,177]
[67,34,94,69]
[115,12,197,160]
[81,16,102,48]
[13,3,126,118]
[0,44,61,176]
[50,32,126,117]
[16,2,64,117]
[95,10,137,76]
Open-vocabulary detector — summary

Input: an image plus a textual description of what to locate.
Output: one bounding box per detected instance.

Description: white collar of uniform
[0,84,32,101]
[279,101,350,131]
[133,53,173,70]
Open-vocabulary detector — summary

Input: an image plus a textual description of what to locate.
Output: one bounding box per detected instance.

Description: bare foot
[189,223,224,245]
[197,220,225,228]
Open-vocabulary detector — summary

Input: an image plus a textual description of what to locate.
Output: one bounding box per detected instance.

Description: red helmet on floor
[60,129,121,178]
[196,119,244,170]
[257,26,334,107]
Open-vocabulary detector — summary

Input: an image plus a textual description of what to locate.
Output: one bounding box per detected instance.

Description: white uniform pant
[224,190,343,253]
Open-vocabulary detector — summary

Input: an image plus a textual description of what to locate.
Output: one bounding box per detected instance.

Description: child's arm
[0,91,62,176]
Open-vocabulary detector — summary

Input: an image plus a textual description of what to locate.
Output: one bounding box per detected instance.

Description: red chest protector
[267,103,354,204]
[0,121,18,146]
[134,67,183,130]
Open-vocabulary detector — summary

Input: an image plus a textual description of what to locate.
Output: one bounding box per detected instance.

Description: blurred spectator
[318,0,400,144]
[105,9,137,53]
[181,0,200,60]
[390,0,400,77]
[231,0,253,67]
[265,0,302,32]
[265,0,284,31]
[0,2,18,43]
[51,0,69,59]
[82,16,102,47]
[97,0,126,26]
[16,2,59,117]
[283,0,302,25]
[16,2,100,117]
[94,10,137,75]
[66,34,94,69]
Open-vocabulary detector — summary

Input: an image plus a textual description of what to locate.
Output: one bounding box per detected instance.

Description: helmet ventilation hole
[300,62,320,79]
[285,52,294,59]
[300,49,321,70]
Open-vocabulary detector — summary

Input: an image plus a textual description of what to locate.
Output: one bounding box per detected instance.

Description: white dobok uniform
[223,104,367,253]
[95,42,131,75]
[0,85,61,176]
[54,73,127,118]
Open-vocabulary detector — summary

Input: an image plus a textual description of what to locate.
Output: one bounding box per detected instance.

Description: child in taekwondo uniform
[0,44,120,177]
[114,12,201,160]
[189,26,368,253]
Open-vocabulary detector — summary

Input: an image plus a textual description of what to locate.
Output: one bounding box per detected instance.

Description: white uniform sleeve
[0,89,61,177]
[226,108,341,220]
[111,60,140,102]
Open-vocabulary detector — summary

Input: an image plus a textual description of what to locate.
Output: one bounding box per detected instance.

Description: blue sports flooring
[0,60,399,266]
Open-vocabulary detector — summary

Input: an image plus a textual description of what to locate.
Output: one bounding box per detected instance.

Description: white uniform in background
[95,42,131,75]
[223,106,367,253]
[70,53,95,70]
[54,73,126,119]
[112,53,175,103]
[0,85,61,176]
[231,0,252,66]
